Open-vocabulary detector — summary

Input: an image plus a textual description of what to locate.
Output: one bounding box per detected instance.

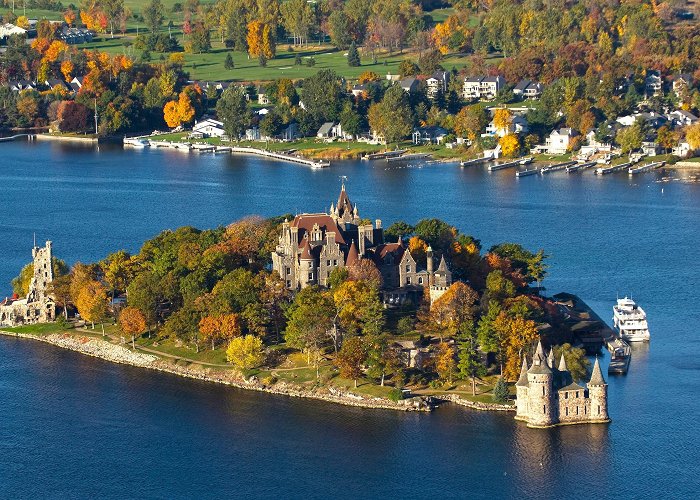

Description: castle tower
[515,357,530,420]
[298,240,315,288]
[588,358,610,423]
[558,353,573,387]
[426,246,434,280]
[27,240,54,303]
[526,340,556,427]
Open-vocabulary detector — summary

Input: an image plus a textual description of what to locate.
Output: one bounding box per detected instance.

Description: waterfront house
[462,77,482,100]
[479,76,506,100]
[192,118,226,138]
[513,79,543,100]
[672,141,693,157]
[412,126,448,145]
[317,122,334,139]
[399,77,420,94]
[641,140,659,156]
[245,127,260,141]
[532,128,578,155]
[426,71,449,100]
[487,115,528,137]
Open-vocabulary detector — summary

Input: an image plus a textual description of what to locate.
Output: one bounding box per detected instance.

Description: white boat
[123,137,150,148]
[613,297,651,342]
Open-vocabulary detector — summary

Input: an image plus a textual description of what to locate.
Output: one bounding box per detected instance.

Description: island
[1,185,610,428]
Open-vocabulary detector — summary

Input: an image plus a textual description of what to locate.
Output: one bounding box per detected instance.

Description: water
[1,141,699,498]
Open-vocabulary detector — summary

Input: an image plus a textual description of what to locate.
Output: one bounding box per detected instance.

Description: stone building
[0,241,56,327]
[515,340,610,428]
[271,185,452,305]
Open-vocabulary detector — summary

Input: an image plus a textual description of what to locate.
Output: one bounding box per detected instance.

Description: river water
[0,141,698,498]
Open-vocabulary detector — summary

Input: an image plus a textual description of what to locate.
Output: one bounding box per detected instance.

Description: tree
[57,101,90,132]
[328,11,353,49]
[435,342,456,383]
[656,126,676,154]
[365,335,401,386]
[454,104,488,140]
[301,69,345,122]
[143,0,165,34]
[553,343,591,382]
[285,286,334,364]
[103,0,127,38]
[492,376,509,403]
[333,279,384,339]
[499,134,520,158]
[457,322,485,396]
[216,86,250,140]
[190,22,212,53]
[347,41,360,67]
[226,335,265,370]
[163,91,196,128]
[280,0,313,46]
[616,122,644,153]
[126,271,161,329]
[224,53,234,70]
[119,306,147,349]
[367,84,413,144]
[492,108,513,134]
[685,123,700,150]
[425,282,479,340]
[336,336,367,387]
[76,280,108,328]
[384,221,414,241]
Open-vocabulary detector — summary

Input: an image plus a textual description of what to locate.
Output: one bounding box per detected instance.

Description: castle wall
[526,373,556,427]
[557,389,591,423]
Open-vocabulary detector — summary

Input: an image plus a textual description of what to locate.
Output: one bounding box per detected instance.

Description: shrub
[388,387,404,402]
[493,376,509,403]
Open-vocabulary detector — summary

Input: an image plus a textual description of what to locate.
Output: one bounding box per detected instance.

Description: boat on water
[613,297,651,342]
[123,137,150,148]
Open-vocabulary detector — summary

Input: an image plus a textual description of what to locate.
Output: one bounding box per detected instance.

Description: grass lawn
[1,322,72,335]
[136,334,231,365]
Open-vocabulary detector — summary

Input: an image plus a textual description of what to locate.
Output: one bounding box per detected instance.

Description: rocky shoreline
[0,330,439,412]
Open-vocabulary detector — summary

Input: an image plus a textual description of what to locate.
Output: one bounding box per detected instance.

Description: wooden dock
[595,161,632,175]
[515,167,540,177]
[386,153,431,163]
[488,159,522,171]
[229,147,330,168]
[566,161,596,173]
[362,150,406,161]
[460,156,491,167]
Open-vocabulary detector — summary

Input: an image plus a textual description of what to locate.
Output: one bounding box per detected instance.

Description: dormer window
[406,265,411,272]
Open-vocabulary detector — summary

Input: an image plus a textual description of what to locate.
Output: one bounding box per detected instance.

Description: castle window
[286,268,291,275]
[406,265,411,272]
[333,259,337,266]
[286,280,291,288]
[543,405,546,414]
[576,406,579,415]
[418,277,423,284]
[565,392,568,399]
[598,405,601,415]
[308,273,313,281]
[406,277,411,285]
[542,386,545,396]
[565,407,568,416]
[584,406,587,415]
[576,391,579,398]
[327,260,331,266]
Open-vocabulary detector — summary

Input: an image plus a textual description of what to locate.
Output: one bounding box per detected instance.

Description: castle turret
[526,340,556,427]
[515,357,530,420]
[346,240,359,267]
[558,353,573,387]
[588,357,610,423]
[426,245,434,277]
[547,348,555,369]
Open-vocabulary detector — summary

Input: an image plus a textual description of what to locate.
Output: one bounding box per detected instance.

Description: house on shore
[513,79,543,100]
[532,128,578,155]
[426,71,450,100]
[192,118,226,138]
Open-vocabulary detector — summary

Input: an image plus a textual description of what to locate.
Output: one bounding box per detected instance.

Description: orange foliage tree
[76,280,108,328]
[119,306,147,348]
[163,91,196,128]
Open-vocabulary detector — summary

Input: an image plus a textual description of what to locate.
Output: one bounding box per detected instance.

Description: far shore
[0,328,514,414]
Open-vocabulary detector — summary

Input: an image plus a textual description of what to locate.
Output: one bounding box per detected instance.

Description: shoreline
[0,329,447,413]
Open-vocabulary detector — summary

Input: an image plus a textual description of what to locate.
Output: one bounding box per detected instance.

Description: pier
[566,161,596,173]
[386,153,431,163]
[629,161,665,175]
[361,150,406,161]
[488,159,522,171]
[460,156,491,167]
[540,161,576,174]
[229,147,330,168]
[595,161,632,175]
[515,167,540,177]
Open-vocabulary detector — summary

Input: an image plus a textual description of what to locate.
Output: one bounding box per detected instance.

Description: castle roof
[374,242,406,261]
[560,382,585,392]
[528,340,552,375]
[547,348,555,368]
[589,357,606,386]
[299,239,313,260]
[437,255,449,273]
[516,357,529,386]
[291,214,346,245]
[346,240,359,267]
[337,184,353,217]
[558,353,568,372]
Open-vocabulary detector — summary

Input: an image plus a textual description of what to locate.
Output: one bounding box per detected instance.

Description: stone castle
[271,184,452,305]
[515,340,610,428]
[0,241,56,327]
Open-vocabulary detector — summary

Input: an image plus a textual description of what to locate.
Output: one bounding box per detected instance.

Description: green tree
[492,376,509,403]
[143,0,165,34]
[616,121,644,153]
[328,10,353,49]
[336,336,367,387]
[285,286,334,365]
[216,86,250,140]
[367,84,413,144]
[301,69,345,122]
[126,271,161,329]
[347,41,360,67]
[457,321,486,396]
[414,218,455,253]
[339,102,362,139]
[224,53,234,70]
[477,300,503,364]
[384,221,415,241]
[553,343,591,382]
[365,335,402,386]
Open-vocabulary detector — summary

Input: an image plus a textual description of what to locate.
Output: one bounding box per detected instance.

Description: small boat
[519,156,533,165]
[613,297,651,342]
[123,137,150,148]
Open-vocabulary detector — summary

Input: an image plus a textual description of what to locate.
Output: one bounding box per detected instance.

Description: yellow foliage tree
[493,313,538,380]
[16,16,30,29]
[434,342,456,383]
[358,71,381,84]
[432,16,459,55]
[261,24,275,59]
[76,280,108,328]
[246,20,264,58]
[44,40,68,63]
[119,306,147,348]
[61,60,74,82]
[492,108,513,134]
[499,134,520,158]
[685,123,700,149]
[408,236,428,264]
[163,92,196,128]
[226,335,265,370]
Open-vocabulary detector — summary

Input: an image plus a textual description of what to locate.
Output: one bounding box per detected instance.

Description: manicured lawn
[2,323,71,335]
[137,334,231,365]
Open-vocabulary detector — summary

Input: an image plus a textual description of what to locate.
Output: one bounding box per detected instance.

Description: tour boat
[613,297,651,342]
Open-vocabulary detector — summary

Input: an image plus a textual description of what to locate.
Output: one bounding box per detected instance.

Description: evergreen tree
[457,322,486,396]
[294,53,302,66]
[493,376,509,403]
[347,41,360,67]
[225,53,234,70]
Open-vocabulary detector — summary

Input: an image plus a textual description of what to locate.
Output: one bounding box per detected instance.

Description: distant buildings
[532,128,579,155]
[462,76,506,101]
[513,79,543,100]
[426,71,450,100]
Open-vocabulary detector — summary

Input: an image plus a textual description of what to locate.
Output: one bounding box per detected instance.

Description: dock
[460,156,491,167]
[595,161,632,175]
[553,293,631,374]
[362,150,406,161]
[515,167,540,177]
[386,153,431,163]
[229,147,330,168]
[540,161,576,174]
[566,161,596,173]
[628,161,665,175]
[488,159,522,171]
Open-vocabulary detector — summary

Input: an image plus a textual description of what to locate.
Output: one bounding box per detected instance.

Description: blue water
[1,141,699,498]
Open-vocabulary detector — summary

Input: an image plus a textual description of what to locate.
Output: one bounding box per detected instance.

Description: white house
[480,76,506,100]
[0,23,26,38]
[462,77,482,100]
[351,84,367,97]
[672,141,693,157]
[192,118,226,138]
[486,115,529,137]
[672,74,692,98]
[412,126,448,145]
[317,122,334,139]
[426,71,449,100]
[645,71,663,97]
[532,128,578,155]
[669,109,699,127]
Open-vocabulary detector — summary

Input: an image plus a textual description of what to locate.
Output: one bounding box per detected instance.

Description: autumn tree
[119,306,147,349]
[143,0,165,34]
[76,280,108,328]
[434,341,456,383]
[492,108,513,135]
[336,336,367,387]
[454,104,488,140]
[226,335,266,370]
[57,101,90,132]
[163,91,196,128]
[368,84,413,144]
[684,123,700,150]
[333,279,384,340]
[499,134,520,158]
[285,286,334,366]
[616,122,644,153]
